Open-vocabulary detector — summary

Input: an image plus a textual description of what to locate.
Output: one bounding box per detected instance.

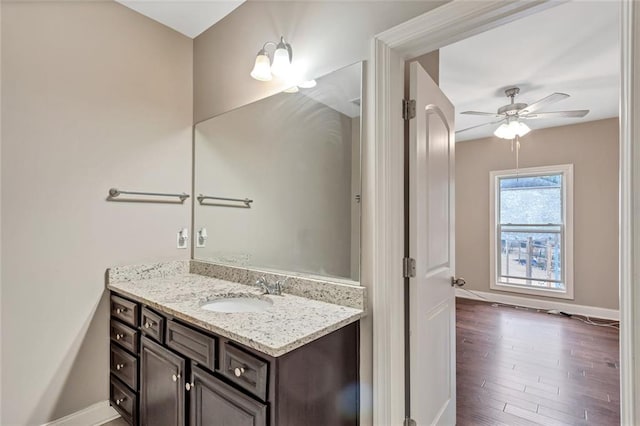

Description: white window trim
[489,164,574,300]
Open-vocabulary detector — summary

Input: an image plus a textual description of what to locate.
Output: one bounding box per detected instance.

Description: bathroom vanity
[107,261,364,426]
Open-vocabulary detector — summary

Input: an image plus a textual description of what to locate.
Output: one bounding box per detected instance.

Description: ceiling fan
[456,87,590,139]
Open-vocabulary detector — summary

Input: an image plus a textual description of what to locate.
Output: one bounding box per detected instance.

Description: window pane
[499,174,562,224]
[499,230,564,290]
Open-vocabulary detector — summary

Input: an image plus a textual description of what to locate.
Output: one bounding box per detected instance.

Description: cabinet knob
[186,382,194,391]
[115,333,124,340]
[115,397,126,405]
[144,321,154,329]
[172,374,181,382]
[234,367,245,377]
[115,307,127,314]
[116,363,125,370]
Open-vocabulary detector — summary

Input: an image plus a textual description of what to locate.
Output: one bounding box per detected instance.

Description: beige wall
[194,92,355,280]
[193,1,444,122]
[1,2,192,424]
[193,3,444,425]
[456,118,619,310]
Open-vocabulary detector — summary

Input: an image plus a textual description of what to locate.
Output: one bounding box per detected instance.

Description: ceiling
[439,1,620,142]
[115,0,244,38]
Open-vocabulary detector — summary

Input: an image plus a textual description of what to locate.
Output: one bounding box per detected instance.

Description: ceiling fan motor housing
[498,103,528,116]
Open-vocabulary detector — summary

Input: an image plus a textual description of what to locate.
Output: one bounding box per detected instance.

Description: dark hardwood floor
[456,298,620,426]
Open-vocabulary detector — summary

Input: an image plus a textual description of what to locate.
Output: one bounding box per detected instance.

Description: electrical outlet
[196,228,207,248]
[177,228,189,249]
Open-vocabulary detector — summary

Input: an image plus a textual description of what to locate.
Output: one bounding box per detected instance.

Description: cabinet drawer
[111,294,139,327]
[141,307,164,343]
[110,319,139,354]
[110,375,137,425]
[111,343,138,390]
[220,342,268,401]
[166,320,216,371]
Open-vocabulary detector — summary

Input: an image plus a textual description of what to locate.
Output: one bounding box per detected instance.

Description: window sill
[491,281,574,300]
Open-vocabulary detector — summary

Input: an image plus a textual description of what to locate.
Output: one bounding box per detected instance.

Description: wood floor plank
[456,298,620,426]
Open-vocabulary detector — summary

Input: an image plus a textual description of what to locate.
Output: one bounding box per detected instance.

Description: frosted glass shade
[494,121,531,139]
[271,47,291,78]
[250,53,272,81]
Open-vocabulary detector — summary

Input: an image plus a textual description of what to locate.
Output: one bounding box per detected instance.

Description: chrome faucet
[255,276,284,295]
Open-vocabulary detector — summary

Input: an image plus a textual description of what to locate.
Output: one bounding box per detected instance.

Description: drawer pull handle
[115,307,127,314]
[172,374,181,382]
[234,367,245,377]
[144,321,155,329]
[116,363,125,370]
[186,382,194,391]
[115,397,126,405]
[115,333,124,340]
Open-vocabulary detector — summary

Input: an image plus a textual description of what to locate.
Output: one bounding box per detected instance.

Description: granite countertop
[108,273,364,357]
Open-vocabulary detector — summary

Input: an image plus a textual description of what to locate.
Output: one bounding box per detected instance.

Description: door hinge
[403,257,416,278]
[403,99,416,120]
[404,417,417,426]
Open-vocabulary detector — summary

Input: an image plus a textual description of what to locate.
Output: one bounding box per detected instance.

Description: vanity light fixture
[250,36,293,81]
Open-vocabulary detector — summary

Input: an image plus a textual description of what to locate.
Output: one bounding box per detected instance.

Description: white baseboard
[455,288,620,321]
[42,401,120,426]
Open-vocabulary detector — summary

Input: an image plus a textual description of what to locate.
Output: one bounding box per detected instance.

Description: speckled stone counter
[107,268,364,357]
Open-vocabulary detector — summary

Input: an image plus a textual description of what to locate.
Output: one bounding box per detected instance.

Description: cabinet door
[140,336,186,426]
[190,365,266,426]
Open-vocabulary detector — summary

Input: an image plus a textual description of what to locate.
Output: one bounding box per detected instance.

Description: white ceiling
[439,1,620,142]
[115,0,244,38]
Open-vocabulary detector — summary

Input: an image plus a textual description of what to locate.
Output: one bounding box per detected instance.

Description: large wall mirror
[194,62,362,284]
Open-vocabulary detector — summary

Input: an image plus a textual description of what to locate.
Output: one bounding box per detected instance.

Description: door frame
[368,1,639,424]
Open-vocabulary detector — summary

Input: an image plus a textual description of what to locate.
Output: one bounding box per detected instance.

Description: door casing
[368,1,639,424]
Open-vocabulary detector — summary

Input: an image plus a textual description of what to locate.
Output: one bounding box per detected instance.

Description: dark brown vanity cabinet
[109,291,359,426]
[140,337,186,426]
[110,295,140,424]
[190,365,267,426]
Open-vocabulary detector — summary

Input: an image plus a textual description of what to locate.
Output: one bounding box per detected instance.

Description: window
[490,165,573,299]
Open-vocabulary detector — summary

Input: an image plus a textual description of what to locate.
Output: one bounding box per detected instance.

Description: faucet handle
[255,276,268,293]
[274,277,289,292]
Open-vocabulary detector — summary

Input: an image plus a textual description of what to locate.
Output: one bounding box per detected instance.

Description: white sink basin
[201,296,273,313]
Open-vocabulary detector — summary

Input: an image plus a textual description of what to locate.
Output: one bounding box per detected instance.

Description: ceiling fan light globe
[494,123,514,139]
[515,121,531,137]
[494,120,530,139]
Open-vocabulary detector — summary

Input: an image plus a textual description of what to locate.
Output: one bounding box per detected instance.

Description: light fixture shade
[494,120,531,139]
[271,48,291,78]
[250,52,272,81]
[515,121,531,137]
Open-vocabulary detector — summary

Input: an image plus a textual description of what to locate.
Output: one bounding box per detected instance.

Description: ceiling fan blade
[461,111,503,117]
[522,110,590,119]
[455,119,505,134]
[520,93,570,115]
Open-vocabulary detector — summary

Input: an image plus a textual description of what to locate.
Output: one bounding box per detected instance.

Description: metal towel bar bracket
[108,188,190,202]
[197,194,253,207]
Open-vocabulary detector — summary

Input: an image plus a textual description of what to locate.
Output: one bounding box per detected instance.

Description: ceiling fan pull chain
[515,136,521,175]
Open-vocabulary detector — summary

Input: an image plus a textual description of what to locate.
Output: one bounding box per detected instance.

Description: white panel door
[408,61,456,426]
